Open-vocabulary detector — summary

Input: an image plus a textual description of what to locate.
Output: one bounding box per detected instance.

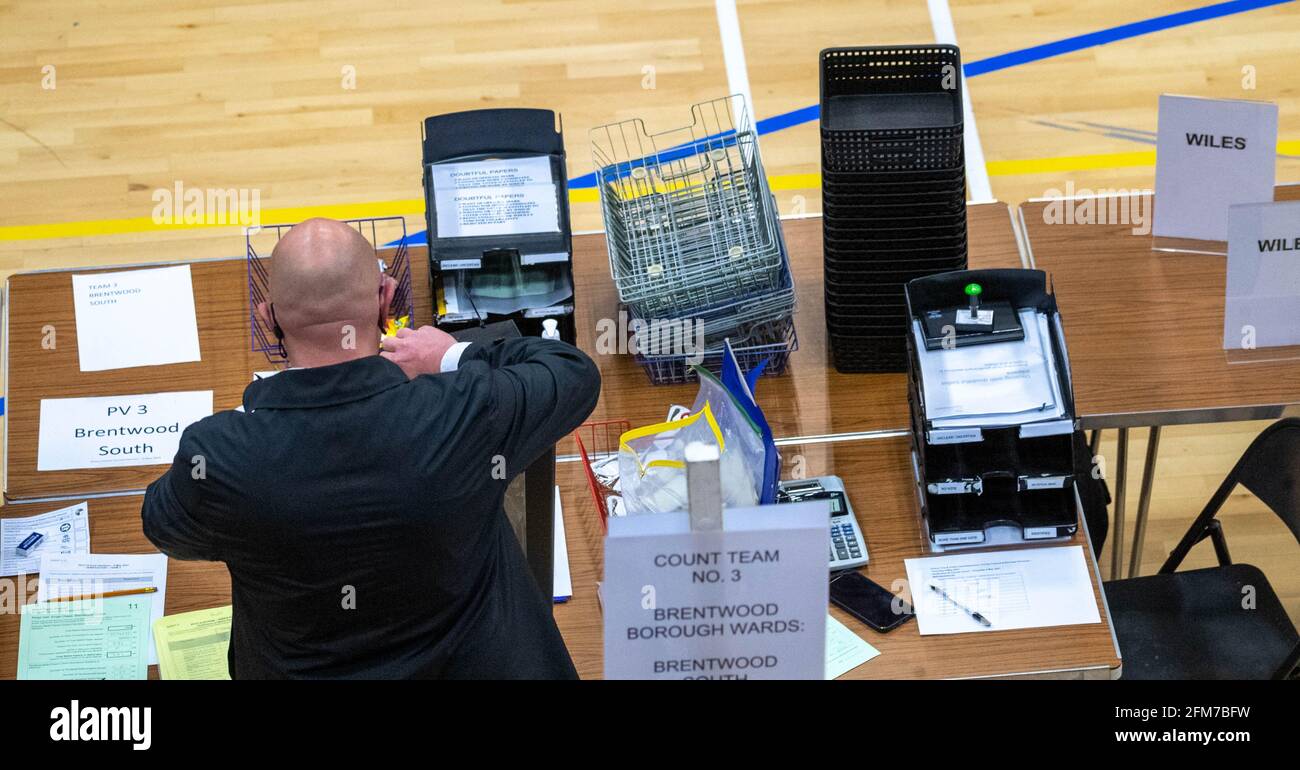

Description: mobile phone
[829,571,914,633]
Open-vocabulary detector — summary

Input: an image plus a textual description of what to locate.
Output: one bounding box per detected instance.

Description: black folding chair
[1104,418,1300,679]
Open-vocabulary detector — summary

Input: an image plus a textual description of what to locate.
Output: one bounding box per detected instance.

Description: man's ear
[378,274,397,320]
[256,301,274,333]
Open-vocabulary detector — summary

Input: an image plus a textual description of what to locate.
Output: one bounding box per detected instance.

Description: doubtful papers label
[37,391,213,471]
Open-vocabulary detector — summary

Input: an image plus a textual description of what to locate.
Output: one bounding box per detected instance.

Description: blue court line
[966,0,1293,76]
[393,0,1293,246]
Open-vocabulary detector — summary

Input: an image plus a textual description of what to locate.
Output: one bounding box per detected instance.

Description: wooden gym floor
[0,1,1297,622]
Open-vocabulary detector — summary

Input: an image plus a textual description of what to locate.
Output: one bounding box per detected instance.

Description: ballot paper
[40,552,168,665]
[71,264,202,372]
[17,594,152,680]
[37,390,213,471]
[430,156,560,239]
[904,545,1100,635]
[553,486,572,602]
[439,267,573,320]
[153,605,232,680]
[913,309,1064,429]
[0,501,90,577]
[825,615,880,680]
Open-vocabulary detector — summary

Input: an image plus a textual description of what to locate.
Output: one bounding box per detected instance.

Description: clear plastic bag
[617,369,766,515]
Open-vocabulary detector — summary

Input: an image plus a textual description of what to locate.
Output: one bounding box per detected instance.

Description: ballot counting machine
[419,109,582,598]
[905,269,1080,548]
[420,108,576,345]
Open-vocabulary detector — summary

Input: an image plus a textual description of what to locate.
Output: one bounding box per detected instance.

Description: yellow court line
[3,144,1298,242]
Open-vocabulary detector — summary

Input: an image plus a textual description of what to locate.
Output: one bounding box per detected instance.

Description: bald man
[142,218,599,679]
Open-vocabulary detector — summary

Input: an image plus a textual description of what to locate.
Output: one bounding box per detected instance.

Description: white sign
[430,156,560,239]
[603,502,828,680]
[71,265,202,372]
[37,391,213,471]
[1224,200,1300,350]
[1153,94,1278,242]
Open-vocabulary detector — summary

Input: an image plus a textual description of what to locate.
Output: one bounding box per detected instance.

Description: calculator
[777,476,869,571]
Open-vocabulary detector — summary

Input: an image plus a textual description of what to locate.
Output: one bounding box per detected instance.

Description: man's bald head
[261,218,394,366]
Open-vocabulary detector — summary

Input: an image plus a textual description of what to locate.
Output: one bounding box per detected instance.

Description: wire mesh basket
[591,95,786,317]
[574,419,631,533]
[634,316,798,386]
[246,217,413,364]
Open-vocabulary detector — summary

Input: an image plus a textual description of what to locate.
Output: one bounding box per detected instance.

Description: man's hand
[380,325,457,379]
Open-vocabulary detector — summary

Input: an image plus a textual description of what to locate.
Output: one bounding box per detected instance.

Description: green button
[964,282,983,297]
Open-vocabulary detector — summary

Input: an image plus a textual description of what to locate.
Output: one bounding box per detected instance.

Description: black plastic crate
[824,232,968,255]
[824,261,965,285]
[823,218,967,242]
[822,196,965,220]
[821,126,963,173]
[820,45,964,173]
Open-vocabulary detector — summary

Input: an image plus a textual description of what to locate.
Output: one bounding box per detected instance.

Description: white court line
[927,0,995,203]
[714,0,756,117]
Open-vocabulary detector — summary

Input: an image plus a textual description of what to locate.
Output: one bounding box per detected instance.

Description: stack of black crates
[820,44,969,373]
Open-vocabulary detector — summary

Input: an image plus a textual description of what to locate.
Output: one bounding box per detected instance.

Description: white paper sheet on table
[553,486,572,602]
[904,545,1100,635]
[39,552,169,666]
[825,615,880,679]
[71,265,202,372]
[914,309,1064,428]
[0,501,90,577]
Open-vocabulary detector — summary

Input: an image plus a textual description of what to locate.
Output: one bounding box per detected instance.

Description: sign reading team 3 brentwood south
[603,502,828,680]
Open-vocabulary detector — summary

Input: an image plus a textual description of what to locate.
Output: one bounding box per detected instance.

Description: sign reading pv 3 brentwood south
[603,502,828,680]
[1154,94,1278,243]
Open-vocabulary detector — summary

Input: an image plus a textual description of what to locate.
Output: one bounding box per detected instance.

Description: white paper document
[914,309,1064,428]
[71,265,202,372]
[1153,94,1278,242]
[553,486,572,602]
[39,552,169,665]
[1224,200,1300,350]
[825,615,880,679]
[904,545,1100,635]
[431,156,560,239]
[38,390,213,471]
[0,501,90,577]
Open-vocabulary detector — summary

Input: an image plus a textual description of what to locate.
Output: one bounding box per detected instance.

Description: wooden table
[4,204,1022,501]
[0,495,230,680]
[1,436,1121,680]
[550,436,1119,679]
[1017,186,1300,578]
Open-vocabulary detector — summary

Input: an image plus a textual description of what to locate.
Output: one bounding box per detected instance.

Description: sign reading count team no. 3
[603,502,829,680]
[37,391,213,472]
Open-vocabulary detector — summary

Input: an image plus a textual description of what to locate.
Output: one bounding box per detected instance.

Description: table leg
[1127,426,1162,578]
[1109,428,1129,581]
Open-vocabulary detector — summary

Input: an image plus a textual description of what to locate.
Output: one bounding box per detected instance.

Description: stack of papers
[912,308,1065,429]
[154,606,232,680]
[40,553,169,665]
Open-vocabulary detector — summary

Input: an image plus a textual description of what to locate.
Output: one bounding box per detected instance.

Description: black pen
[929,583,993,627]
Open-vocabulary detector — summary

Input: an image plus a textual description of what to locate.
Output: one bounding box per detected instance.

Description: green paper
[17,595,152,680]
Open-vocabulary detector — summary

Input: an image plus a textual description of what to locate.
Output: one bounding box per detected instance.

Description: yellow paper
[153,605,232,680]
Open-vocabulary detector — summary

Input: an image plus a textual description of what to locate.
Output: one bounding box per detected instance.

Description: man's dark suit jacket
[141,337,600,679]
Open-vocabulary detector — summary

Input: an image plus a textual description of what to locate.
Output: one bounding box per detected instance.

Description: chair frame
[1152,418,1300,680]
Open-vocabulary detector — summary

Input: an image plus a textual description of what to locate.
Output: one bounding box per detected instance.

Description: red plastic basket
[573,419,630,533]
